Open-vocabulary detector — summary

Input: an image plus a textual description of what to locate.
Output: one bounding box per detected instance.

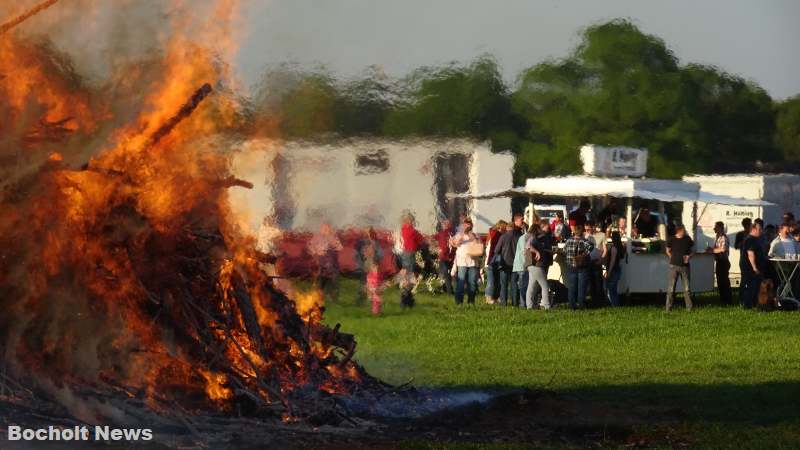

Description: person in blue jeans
[513,224,532,308]
[456,266,479,305]
[451,219,480,305]
[494,214,524,306]
[563,224,593,309]
[483,220,506,304]
[604,231,624,306]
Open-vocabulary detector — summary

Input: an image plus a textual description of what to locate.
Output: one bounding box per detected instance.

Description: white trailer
[228,138,515,236]
[682,174,800,285]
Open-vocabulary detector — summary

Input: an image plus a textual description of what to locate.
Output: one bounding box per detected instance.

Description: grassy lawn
[319,278,800,448]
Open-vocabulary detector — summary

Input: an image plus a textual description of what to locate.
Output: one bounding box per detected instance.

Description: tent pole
[691,201,699,242]
[526,195,536,226]
[657,201,666,239]
[626,197,633,238]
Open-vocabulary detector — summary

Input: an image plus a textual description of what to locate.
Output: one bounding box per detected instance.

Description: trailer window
[355,150,389,175]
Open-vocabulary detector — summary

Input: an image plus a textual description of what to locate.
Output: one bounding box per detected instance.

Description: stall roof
[447,175,774,206]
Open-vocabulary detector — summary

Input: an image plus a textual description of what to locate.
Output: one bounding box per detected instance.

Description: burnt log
[0,0,61,35]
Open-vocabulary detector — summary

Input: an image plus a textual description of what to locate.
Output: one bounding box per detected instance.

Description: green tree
[251,65,338,138]
[332,66,396,136]
[775,95,800,161]
[383,55,520,140]
[512,19,779,178]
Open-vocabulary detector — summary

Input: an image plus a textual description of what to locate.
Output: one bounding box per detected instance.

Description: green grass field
[320,278,800,448]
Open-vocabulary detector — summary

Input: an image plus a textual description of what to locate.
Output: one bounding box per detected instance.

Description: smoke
[0,0,253,195]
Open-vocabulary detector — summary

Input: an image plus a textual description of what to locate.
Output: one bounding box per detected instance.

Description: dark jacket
[494,226,523,268]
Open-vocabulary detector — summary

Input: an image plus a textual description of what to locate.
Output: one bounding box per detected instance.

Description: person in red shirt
[400,213,426,272]
[434,218,455,294]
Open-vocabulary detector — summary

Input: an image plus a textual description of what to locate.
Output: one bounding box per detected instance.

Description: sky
[236,0,800,99]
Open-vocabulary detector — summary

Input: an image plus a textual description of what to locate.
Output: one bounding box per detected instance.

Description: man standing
[494,213,524,306]
[513,222,532,308]
[665,225,694,312]
[740,221,768,309]
[768,222,800,259]
[733,217,752,251]
[768,223,800,300]
[564,223,594,310]
[708,221,732,305]
[434,218,455,294]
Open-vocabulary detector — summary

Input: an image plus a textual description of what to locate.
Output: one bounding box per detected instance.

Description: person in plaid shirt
[563,224,594,309]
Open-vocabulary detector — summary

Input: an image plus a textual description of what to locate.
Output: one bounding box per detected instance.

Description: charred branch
[147,83,213,147]
[0,0,61,35]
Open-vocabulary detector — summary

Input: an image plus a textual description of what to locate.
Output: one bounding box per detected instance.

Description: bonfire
[0,0,383,432]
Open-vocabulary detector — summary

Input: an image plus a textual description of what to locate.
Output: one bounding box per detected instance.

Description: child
[365,260,384,315]
[361,238,385,315]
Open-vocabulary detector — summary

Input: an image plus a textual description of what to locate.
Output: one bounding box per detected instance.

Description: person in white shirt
[450,218,480,305]
[769,223,800,259]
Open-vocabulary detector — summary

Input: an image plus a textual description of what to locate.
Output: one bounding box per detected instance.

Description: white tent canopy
[448,175,774,206]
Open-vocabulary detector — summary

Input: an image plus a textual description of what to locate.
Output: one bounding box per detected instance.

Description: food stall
[449,175,773,296]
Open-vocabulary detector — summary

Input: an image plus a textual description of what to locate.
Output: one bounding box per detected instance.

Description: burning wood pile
[0,0,385,432]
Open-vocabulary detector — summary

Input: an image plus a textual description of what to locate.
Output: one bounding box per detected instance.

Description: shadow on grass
[436,380,800,426]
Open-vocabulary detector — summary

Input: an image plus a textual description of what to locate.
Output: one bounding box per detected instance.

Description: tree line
[246,19,800,181]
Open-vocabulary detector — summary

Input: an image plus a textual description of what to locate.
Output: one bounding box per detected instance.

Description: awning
[447,175,775,206]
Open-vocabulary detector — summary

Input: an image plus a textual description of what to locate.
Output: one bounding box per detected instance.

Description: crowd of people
[734,213,800,308]
[308,208,800,315]
[442,209,628,310]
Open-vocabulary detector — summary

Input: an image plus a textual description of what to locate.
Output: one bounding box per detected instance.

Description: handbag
[466,240,484,258]
[524,247,534,268]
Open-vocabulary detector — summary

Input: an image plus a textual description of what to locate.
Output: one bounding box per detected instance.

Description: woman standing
[483,220,507,305]
[451,219,481,305]
[526,222,554,310]
[604,231,625,307]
